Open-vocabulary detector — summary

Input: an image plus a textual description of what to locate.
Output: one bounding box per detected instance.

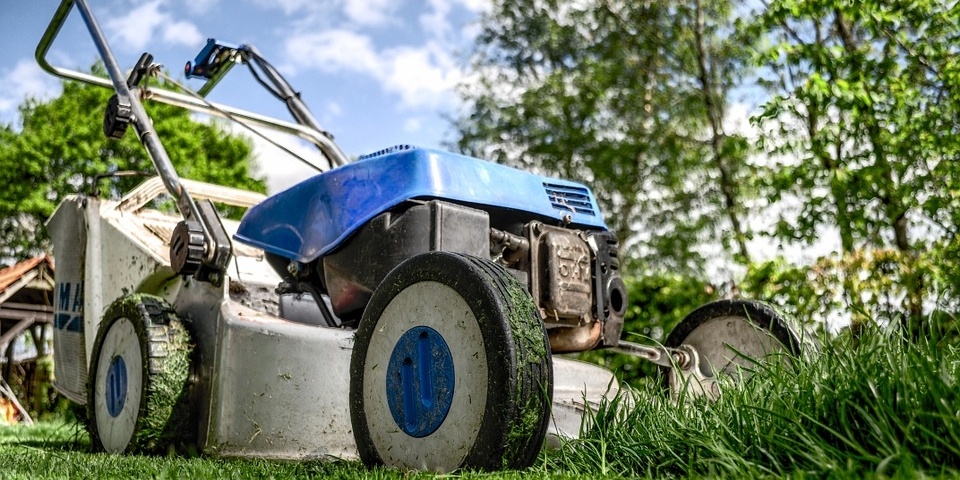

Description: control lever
[184,38,240,97]
[127,52,154,88]
[103,52,154,140]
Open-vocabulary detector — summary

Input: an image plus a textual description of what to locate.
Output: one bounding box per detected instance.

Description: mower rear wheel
[350,252,552,472]
[87,295,194,454]
[665,299,805,379]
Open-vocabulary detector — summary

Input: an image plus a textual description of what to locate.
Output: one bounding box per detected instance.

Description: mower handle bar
[36,0,235,274]
[37,0,204,227]
[35,0,350,170]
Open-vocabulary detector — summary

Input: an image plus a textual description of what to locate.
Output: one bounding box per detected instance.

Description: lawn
[3,327,960,479]
[0,421,569,479]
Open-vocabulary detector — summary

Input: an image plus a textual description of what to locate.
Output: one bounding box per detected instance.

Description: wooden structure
[0,256,55,423]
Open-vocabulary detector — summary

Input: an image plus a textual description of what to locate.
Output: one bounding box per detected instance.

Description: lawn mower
[36,0,806,472]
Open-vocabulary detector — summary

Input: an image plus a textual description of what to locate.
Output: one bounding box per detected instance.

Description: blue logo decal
[106,356,128,417]
[386,326,455,438]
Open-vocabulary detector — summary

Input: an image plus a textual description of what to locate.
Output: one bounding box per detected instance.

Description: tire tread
[86,294,194,454]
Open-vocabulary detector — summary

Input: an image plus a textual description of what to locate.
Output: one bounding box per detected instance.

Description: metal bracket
[196,199,232,270]
[614,340,721,400]
[102,93,132,139]
[666,345,720,401]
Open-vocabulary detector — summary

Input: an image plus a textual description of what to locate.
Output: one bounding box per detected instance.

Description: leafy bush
[741,248,959,336]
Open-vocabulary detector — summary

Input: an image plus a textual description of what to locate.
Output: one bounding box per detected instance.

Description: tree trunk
[691,0,751,263]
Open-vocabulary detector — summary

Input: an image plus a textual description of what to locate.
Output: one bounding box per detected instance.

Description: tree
[455,0,757,274]
[746,0,960,330]
[0,70,266,261]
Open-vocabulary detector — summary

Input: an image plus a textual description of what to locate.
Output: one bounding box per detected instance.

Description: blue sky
[0,0,487,192]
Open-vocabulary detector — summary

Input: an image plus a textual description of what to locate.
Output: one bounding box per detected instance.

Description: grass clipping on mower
[123,295,195,454]
[501,274,550,469]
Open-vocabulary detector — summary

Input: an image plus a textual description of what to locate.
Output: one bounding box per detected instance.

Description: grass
[4,326,960,478]
[552,325,960,478]
[0,421,574,480]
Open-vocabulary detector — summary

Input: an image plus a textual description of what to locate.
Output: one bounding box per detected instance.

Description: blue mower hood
[234,146,608,263]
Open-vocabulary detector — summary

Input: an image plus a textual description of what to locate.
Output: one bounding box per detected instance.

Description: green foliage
[579,272,718,386]
[745,0,960,325]
[937,236,960,299]
[456,0,758,273]
[741,257,841,330]
[0,68,266,261]
[742,248,957,334]
[459,0,960,334]
[622,274,720,344]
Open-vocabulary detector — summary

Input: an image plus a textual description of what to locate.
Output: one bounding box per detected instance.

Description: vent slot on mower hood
[543,183,596,216]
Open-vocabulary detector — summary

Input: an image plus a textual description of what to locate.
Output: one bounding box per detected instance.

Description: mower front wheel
[87,295,194,454]
[350,251,552,472]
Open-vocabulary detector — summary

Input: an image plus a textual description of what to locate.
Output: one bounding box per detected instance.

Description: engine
[272,199,626,353]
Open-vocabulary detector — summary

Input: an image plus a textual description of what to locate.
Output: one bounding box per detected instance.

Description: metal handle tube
[241,45,347,166]
[612,340,690,369]
[244,45,325,133]
[142,88,349,168]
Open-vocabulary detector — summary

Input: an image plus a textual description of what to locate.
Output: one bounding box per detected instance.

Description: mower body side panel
[170,278,356,460]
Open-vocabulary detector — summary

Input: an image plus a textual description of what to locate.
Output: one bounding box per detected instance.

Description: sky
[0,0,488,193]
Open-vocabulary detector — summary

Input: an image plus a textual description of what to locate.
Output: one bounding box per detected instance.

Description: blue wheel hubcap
[105,355,127,418]
[386,326,455,437]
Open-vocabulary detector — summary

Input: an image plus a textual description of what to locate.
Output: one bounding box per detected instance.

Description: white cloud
[105,0,166,51]
[262,0,399,27]
[403,117,422,133]
[454,0,492,14]
[285,30,381,74]
[0,59,61,122]
[250,0,319,16]
[284,32,461,110]
[162,21,205,47]
[104,0,205,51]
[276,0,488,112]
[380,44,461,109]
[341,0,398,26]
[326,101,343,117]
[181,0,219,15]
[420,0,453,38]
[420,0,491,43]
